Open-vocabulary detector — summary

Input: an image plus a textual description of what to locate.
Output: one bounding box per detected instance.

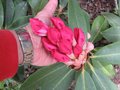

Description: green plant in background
[0,0,32,30]
[1,0,120,90]
[0,0,48,30]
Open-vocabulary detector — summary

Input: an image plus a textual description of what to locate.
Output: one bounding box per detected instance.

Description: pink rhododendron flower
[60,26,73,41]
[51,17,65,29]
[30,18,48,36]
[58,39,72,54]
[47,27,60,45]
[30,17,94,69]
[51,50,69,62]
[73,28,86,57]
[41,37,57,51]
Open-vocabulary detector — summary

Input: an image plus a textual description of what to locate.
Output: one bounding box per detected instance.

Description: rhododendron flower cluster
[30,17,94,69]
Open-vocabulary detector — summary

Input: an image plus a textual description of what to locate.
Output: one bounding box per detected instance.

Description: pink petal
[86,42,94,53]
[87,33,91,39]
[78,51,86,61]
[41,37,57,52]
[58,39,72,54]
[51,17,65,29]
[47,27,60,45]
[73,59,83,69]
[73,51,86,69]
[72,38,77,46]
[60,26,73,43]
[51,50,70,62]
[30,18,48,36]
[67,53,76,60]
[73,44,83,58]
[64,61,74,66]
[74,28,85,48]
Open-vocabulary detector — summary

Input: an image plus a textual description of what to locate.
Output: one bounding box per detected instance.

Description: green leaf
[90,16,108,43]
[103,13,120,27]
[27,0,48,15]
[102,27,120,42]
[13,65,24,83]
[13,0,24,6]
[8,15,33,30]
[92,41,120,64]
[92,61,115,78]
[0,0,4,28]
[59,0,68,9]
[88,63,117,90]
[75,70,96,90]
[91,68,117,90]
[0,81,4,89]
[68,0,90,35]
[117,0,120,16]
[13,1,28,22]
[83,10,90,33]
[20,63,75,90]
[4,0,14,27]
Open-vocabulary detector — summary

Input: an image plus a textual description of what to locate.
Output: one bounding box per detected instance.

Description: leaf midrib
[92,53,120,58]
[104,14,120,26]
[22,65,66,89]
[53,69,73,90]
[91,19,106,42]
[68,0,79,28]
[88,62,106,90]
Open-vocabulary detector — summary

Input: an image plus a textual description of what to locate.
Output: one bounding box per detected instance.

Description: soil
[79,0,116,21]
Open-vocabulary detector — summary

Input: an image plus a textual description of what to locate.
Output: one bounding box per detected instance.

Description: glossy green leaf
[4,0,14,27]
[0,81,4,89]
[83,10,90,33]
[117,0,120,16]
[91,68,117,90]
[13,0,24,6]
[8,15,33,30]
[102,27,120,42]
[103,64,115,77]
[13,1,28,22]
[92,61,115,78]
[103,13,120,27]
[20,63,75,90]
[68,0,90,35]
[88,63,117,90]
[27,0,48,15]
[13,66,24,83]
[92,41,120,64]
[0,0,4,28]
[75,70,96,90]
[59,0,68,9]
[90,16,108,42]
[1,0,5,6]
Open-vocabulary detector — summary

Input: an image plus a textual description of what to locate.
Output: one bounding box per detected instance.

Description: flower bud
[86,42,94,53]
[51,50,70,62]
[73,28,86,57]
[58,39,72,54]
[41,37,57,51]
[74,28,85,48]
[51,17,65,30]
[60,26,73,43]
[30,18,48,36]
[73,44,82,57]
[47,27,60,45]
